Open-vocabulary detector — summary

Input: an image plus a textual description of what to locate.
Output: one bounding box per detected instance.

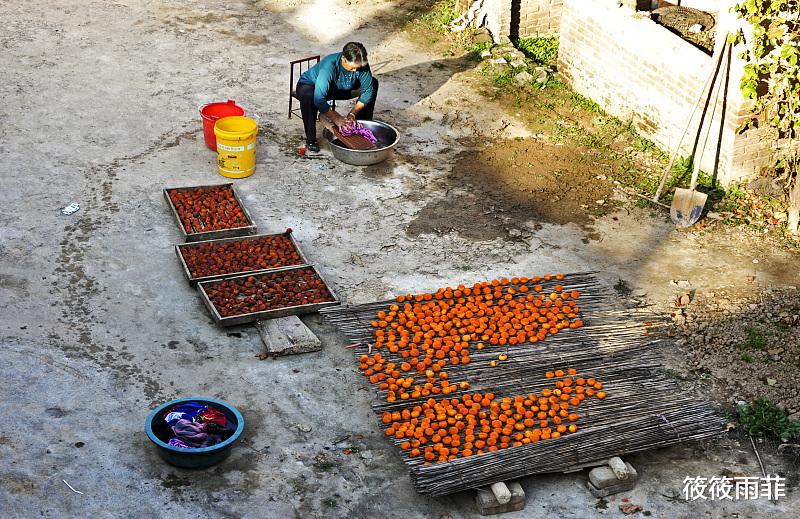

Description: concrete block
[589,462,637,489]
[587,477,637,498]
[588,466,618,489]
[256,315,321,356]
[587,462,638,497]
[476,481,525,515]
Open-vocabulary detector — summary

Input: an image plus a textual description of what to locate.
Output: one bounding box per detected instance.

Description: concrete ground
[0,0,797,518]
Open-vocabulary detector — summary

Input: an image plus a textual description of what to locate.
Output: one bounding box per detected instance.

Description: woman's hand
[345,112,362,128]
[327,111,348,129]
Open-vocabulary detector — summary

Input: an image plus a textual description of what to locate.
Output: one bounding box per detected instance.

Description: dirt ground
[406,138,616,240]
[1,0,798,518]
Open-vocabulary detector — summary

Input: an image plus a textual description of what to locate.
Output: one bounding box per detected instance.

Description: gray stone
[472,28,492,44]
[488,57,507,65]
[515,71,534,84]
[256,315,322,356]
[532,67,549,83]
[748,176,785,198]
[476,481,525,515]
[490,482,511,504]
[607,457,629,480]
[509,58,526,68]
[480,50,492,58]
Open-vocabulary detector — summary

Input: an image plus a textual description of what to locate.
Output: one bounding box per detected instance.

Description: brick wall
[513,0,563,38]
[556,0,787,185]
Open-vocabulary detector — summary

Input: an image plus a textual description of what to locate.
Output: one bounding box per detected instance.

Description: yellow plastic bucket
[213,116,258,178]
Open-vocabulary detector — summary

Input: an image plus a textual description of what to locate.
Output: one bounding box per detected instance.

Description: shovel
[671,41,731,228]
[670,156,707,227]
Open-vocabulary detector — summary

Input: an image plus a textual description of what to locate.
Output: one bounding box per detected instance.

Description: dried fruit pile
[359,275,584,402]
[381,369,605,462]
[180,231,303,278]
[350,275,608,464]
[168,185,250,234]
[203,267,334,317]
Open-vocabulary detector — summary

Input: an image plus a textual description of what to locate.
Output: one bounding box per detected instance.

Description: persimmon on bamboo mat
[321,272,725,496]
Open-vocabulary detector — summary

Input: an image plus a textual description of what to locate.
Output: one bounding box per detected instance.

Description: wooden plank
[324,121,377,150]
[331,126,377,150]
[256,315,322,356]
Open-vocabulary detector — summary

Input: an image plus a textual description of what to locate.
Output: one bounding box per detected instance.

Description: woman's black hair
[342,42,368,66]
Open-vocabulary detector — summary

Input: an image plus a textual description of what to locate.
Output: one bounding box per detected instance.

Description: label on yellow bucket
[218,143,245,152]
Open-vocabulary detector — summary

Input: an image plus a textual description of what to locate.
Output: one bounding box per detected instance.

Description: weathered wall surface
[484,0,513,42]
[557,0,781,185]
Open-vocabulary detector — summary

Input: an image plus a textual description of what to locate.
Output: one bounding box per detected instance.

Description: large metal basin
[323,120,399,166]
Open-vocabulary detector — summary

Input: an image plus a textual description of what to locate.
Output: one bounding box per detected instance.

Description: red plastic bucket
[200,100,245,151]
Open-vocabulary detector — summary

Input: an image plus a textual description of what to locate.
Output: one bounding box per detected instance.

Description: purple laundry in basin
[168,438,191,449]
[171,419,222,448]
[339,122,378,145]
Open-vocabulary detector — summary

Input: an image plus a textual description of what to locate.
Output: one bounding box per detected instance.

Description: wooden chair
[289,55,320,119]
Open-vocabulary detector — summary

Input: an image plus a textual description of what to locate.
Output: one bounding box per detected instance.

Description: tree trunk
[789,175,800,233]
[788,144,800,233]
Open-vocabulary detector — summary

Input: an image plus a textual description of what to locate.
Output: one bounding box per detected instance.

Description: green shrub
[515,36,559,66]
[418,0,459,33]
[737,399,800,442]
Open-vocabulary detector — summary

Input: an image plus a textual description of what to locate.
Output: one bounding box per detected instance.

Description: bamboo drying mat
[321,272,725,495]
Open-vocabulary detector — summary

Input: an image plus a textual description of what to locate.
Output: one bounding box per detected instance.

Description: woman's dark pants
[294,78,379,143]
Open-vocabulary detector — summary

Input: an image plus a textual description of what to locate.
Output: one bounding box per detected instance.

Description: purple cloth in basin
[171,419,222,448]
[339,123,377,145]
